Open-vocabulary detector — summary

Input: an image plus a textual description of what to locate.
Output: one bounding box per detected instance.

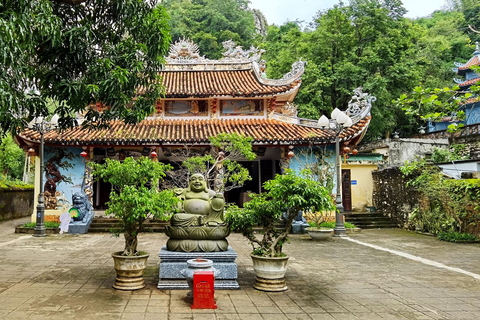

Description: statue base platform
[68,213,94,234]
[157,246,239,290]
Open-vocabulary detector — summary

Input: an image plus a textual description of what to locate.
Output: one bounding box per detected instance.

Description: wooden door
[342,169,352,212]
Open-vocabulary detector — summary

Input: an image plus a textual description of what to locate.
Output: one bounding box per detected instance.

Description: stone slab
[68,213,94,234]
[157,280,238,290]
[158,246,239,290]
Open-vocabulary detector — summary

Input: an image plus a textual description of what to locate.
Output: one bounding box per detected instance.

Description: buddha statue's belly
[183,199,210,215]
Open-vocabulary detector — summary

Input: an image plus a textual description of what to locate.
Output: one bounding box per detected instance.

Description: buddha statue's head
[189,174,207,192]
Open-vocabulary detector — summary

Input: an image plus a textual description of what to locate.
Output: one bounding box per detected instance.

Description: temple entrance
[342,169,352,212]
[225,159,281,207]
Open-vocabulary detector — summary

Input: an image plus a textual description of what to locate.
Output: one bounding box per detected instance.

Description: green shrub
[316,221,356,229]
[22,222,60,228]
[0,135,25,180]
[402,159,480,235]
[437,231,479,243]
[0,176,34,190]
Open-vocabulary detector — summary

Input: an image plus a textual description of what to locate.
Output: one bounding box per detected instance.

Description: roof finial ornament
[474,41,480,56]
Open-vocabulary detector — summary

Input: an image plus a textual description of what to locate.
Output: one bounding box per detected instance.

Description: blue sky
[249,0,447,26]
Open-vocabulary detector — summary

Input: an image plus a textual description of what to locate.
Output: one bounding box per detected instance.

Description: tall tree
[263,1,424,140]
[0,0,171,135]
[416,11,471,89]
[162,0,257,59]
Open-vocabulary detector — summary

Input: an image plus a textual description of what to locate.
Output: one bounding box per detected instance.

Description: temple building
[429,42,480,133]
[16,39,373,222]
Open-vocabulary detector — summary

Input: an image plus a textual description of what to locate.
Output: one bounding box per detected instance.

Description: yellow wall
[342,164,377,211]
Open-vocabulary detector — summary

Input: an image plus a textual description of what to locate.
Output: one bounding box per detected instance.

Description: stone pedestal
[157,246,239,290]
[68,212,94,234]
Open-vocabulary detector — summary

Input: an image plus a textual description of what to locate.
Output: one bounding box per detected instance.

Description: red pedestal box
[191,271,217,309]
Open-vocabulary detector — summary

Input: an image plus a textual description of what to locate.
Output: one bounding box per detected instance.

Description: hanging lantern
[150,150,157,158]
[352,149,358,155]
[343,146,351,154]
[287,150,294,159]
[28,148,36,156]
[80,151,88,158]
[218,151,225,159]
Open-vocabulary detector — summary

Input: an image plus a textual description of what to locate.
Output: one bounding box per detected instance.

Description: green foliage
[431,144,468,163]
[22,221,59,229]
[168,133,255,192]
[401,160,480,235]
[225,169,335,257]
[394,85,476,131]
[162,0,257,59]
[308,221,356,229]
[0,175,33,190]
[437,231,479,242]
[90,157,178,256]
[1,0,171,134]
[0,135,25,180]
[415,11,471,88]
[261,1,426,140]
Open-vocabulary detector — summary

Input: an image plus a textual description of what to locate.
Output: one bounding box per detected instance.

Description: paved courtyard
[1,217,480,319]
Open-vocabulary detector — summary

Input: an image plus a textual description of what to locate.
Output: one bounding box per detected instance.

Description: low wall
[372,167,419,228]
[0,188,34,221]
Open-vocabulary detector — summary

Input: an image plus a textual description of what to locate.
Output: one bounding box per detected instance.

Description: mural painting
[43,147,85,210]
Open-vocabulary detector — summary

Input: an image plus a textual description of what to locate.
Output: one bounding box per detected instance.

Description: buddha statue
[165,174,230,252]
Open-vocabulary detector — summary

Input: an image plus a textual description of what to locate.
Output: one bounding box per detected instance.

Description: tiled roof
[458,77,480,87]
[461,97,480,105]
[458,56,480,70]
[138,70,301,98]
[18,117,371,147]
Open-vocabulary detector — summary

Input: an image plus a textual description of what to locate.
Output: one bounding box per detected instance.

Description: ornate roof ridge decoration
[164,38,264,71]
[221,40,265,62]
[256,59,306,86]
[162,38,305,86]
[272,87,374,127]
[166,37,210,64]
[345,87,376,123]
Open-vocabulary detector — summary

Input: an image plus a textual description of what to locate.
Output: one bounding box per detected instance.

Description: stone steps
[344,212,398,229]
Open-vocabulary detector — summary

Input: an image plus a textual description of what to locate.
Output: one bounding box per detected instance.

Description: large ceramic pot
[112,252,149,290]
[306,227,333,240]
[250,254,289,292]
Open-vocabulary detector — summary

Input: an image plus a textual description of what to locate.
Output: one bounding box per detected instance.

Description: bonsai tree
[226,169,334,257]
[91,157,178,256]
[164,133,256,193]
[306,210,333,229]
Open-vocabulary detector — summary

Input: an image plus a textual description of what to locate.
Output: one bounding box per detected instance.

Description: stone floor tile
[309,314,336,320]
[121,312,146,319]
[262,314,289,320]
[169,313,194,320]
[285,314,313,320]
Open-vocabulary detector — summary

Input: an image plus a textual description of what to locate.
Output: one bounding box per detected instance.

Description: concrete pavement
[1,217,480,319]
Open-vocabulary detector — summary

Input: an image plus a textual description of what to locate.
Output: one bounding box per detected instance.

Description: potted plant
[305,210,335,240]
[226,169,334,291]
[91,157,178,290]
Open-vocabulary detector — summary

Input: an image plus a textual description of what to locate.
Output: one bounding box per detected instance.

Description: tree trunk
[123,233,138,256]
